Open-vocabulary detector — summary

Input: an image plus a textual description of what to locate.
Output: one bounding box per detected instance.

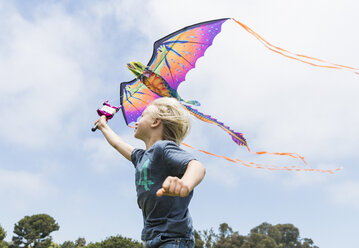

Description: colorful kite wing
[120,18,229,125]
[120,78,161,125]
[147,18,230,90]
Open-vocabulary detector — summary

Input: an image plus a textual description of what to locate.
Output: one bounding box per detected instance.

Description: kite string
[232,18,359,75]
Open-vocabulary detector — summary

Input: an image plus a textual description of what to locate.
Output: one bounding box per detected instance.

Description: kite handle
[91,101,121,132]
[91,124,98,132]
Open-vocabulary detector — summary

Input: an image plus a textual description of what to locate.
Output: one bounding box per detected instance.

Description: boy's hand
[95,115,108,131]
[156,176,191,197]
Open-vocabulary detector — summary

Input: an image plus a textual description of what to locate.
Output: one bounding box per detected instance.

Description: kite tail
[232,18,359,75]
[183,104,248,147]
[183,104,309,166]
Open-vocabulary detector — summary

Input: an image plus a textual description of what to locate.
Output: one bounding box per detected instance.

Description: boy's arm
[96,116,134,161]
[156,160,206,197]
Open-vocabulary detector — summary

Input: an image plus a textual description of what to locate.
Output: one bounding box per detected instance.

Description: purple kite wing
[120,18,229,125]
[147,18,230,90]
[120,78,161,125]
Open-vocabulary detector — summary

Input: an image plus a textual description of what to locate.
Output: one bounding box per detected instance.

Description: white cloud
[0,3,98,148]
[83,137,126,172]
[328,181,359,208]
[205,162,240,188]
[0,169,55,196]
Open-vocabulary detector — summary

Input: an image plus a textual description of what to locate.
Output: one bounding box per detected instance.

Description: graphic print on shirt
[136,158,154,191]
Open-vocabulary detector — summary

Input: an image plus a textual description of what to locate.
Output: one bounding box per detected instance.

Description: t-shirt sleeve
[131,148,145,168]
[162,141,196,176]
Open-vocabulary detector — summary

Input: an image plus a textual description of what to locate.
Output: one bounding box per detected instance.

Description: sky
[0,0,358,247]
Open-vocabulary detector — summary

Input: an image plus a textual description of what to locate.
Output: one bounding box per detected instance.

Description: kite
[96,18,357,173]
[121,18,248,148]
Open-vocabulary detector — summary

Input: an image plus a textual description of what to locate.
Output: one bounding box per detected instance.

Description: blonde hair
[149,97,191,145]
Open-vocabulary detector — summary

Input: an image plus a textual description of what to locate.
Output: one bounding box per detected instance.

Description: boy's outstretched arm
[95,116,134,161]
[156,160,206,197]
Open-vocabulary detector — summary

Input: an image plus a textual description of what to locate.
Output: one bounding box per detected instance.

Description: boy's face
[134,105,157,140]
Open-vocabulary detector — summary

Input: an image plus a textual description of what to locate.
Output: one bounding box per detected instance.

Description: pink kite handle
[92,101,121,132]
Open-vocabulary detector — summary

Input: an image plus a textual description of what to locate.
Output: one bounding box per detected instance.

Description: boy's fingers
[94,117,102,125]
[168,180,176,194]
[156,188,166,197]
[95,115,106,121]
[157,177,174,197]
[162,177,171,190]
[158,177,188,197]
[174,183,182,195]
[94,116,108,129]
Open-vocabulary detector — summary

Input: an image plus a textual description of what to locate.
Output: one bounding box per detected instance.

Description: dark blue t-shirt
[131,140,196,241]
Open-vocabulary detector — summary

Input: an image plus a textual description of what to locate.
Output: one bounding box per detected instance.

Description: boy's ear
[151,118,161,128]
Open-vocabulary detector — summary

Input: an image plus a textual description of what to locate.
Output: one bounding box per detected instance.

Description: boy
[95,97,206,248]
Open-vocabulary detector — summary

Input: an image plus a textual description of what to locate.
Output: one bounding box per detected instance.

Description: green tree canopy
[75,237,86,247]
[251,222,282,244]
[0,225,6,242]
[194,230,205,248]
[0,224,7,248]
[86,235,143,248]
[60,241,76,248]
[242,233,278,248]
[196,222,318,248]
[213,223,246,248]
[274,224,299,246]
[12,214,59,248]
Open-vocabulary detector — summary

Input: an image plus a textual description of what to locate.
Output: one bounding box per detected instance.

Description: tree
[12,214,59,248]
[251,222,282,244]
[301,238,319,248]
[75,238,86,247]
[213,223,233,248]
[195,222,318,248]
[199,228,216,248]
[49,242,61,248]
[274,224,300,248]
[86,235,143,248]
[194,230,205,248]
[60,241,76,248]
[0,225,5,242]
[213,223,246,248]
[0,225,7,248]
[242,233,278,248]
[229,232,246,248]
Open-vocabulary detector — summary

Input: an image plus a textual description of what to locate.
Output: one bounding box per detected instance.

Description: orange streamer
[182,143,342,174]
[232,18,359,75]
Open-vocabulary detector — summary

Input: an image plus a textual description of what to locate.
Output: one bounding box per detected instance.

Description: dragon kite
[95,18,357,173]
